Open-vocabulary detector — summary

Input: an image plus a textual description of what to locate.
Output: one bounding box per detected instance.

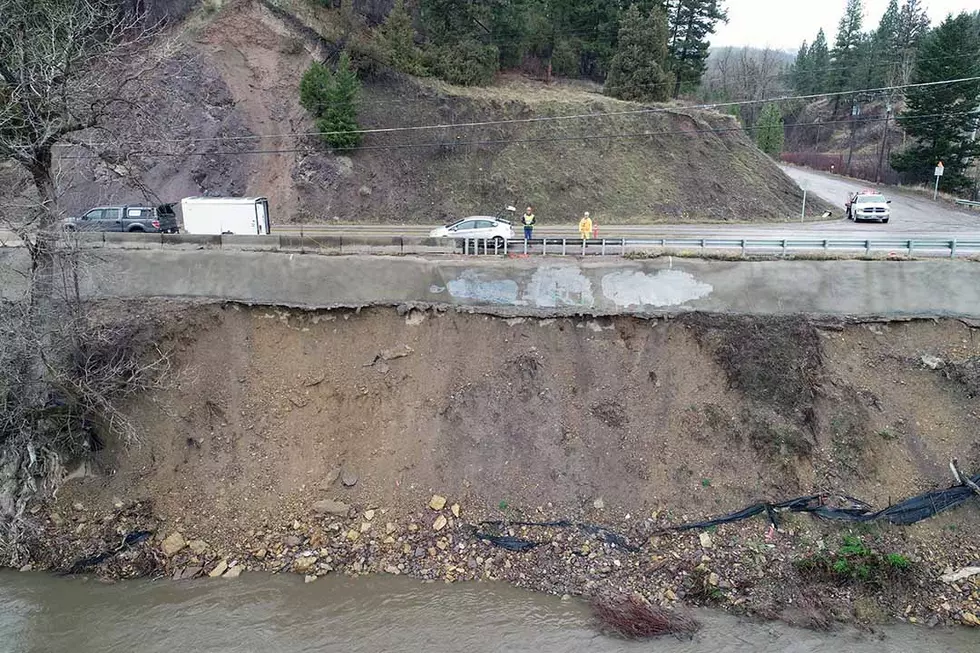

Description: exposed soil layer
[20,305,980,629]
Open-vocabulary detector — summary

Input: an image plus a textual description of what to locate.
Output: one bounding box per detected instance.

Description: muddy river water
[1,572,977,652]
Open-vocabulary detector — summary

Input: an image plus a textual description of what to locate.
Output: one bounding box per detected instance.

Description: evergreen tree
[891,13,980,192]
[419,0,499,85]
[605,4,673,102]
[755,103,784,156]
[829,0,865,111]
[299,53,363,151]
[299,62,333,117]
[869,0,901,87]
[894,0,930,86]
[791,41,810,94]
[806,29,831,94]
[376,0,426,76]
[665,0,728,98]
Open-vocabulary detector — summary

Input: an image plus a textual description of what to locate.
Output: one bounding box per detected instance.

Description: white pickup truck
[845,190,891,224]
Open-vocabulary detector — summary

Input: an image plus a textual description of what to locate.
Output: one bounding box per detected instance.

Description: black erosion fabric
[470,475,980,551]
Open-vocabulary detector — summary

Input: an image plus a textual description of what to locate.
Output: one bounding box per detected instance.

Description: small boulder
[341,469,359,487]
[188,539,208,555]
[293,557,317,574]
[429,495,447,511]
[921,355,945,370]
[364,509,376,521]
[161,532,187,557]
[433,515,448,531]
[304,574,318,583]
[208,560,229,578]
[451,504,460,518]
[313,499,350,516]
[283,535,303,548]
[699,532,713,549]
[223,566,243,579]
[593,498,605,510]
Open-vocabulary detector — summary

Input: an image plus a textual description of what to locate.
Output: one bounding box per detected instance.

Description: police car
[845,189,892,223]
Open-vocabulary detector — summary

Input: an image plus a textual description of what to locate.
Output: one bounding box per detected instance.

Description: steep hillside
[7,0,829,224]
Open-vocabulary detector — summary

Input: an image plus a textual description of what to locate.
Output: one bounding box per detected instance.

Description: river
[1,572,977,652]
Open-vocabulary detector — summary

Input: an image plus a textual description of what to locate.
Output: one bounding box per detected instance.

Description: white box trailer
[180,197,271,235]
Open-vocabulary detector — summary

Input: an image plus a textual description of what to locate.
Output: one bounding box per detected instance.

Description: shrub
[430,39,499,86]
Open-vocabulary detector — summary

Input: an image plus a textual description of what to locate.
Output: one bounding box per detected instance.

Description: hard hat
[584,211,590,216]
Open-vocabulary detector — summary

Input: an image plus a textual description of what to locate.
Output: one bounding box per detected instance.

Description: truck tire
[127,226,145,233]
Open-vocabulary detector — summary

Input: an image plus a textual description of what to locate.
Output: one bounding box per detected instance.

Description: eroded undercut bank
[5,303,980,629]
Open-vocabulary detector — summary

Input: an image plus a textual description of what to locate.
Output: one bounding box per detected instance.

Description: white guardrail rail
[459,237,980,258]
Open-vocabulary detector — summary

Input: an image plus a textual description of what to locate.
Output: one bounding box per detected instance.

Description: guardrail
[460,237,980,258]
[31,231,980,259]
[955,199,980,208]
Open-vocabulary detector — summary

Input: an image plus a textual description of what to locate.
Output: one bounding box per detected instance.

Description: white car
[429,215,515,245]
[846,191,891,223]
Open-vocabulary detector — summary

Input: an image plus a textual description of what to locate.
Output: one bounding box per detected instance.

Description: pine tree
[829,0,865,112]
[791,41,810,94]
[891,13,980,192]
[894,0,930,86]
[377,0,426,76]
[665,0,728,98]
[605,4,673,102]
[299,62,333,118]
[299,53,363,151]
[869,0,901,87]
[755,103,785,157]
[323,52,363,150]
[806,29,831,94]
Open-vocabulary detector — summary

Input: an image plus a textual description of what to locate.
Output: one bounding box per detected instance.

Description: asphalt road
[1,166,977,243]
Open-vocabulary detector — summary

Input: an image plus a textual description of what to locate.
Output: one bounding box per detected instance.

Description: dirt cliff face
[6,0,829,224]
[62,305,980,528]
[30,304,980,627]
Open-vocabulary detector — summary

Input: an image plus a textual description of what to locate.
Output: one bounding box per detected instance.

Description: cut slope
[3,0,830,225]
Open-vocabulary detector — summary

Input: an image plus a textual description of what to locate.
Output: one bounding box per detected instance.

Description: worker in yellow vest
[578,212,593,240]
[522,206,536,240]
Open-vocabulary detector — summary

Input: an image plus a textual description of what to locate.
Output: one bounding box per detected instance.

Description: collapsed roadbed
[8,304,980,629]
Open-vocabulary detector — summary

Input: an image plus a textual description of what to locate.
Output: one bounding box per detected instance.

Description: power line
[57,111,976,159]
[57,75,980,148]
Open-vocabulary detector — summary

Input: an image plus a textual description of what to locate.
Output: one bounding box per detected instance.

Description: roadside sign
[935,162,944,177]
[934,161,944,200]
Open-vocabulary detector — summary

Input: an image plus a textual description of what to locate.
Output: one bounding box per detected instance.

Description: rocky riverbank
[23,485,980,631]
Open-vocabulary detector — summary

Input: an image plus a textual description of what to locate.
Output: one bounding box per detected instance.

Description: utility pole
[846,101,859,176]
[875,103,892,184]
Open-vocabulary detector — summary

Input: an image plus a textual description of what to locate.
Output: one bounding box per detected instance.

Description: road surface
[1,166,977,243]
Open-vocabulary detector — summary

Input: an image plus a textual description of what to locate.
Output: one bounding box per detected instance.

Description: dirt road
[780,165,980,233]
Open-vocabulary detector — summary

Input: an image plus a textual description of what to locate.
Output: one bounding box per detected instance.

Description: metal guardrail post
[701,238,706,251]
[523,239,528,255]
[950,239,957,258]
[561,238,567,256]
[582,238,587,256]
[823,239,829,251]
[865,240,871,256]
[601,239,606,256]
[542,238,547,256]
[908,240,913,257]
[782,239,787,257]
[741,239,746,257]
[621,239,626,256]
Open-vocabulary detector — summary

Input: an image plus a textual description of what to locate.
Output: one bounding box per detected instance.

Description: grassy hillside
[3,0,831,225]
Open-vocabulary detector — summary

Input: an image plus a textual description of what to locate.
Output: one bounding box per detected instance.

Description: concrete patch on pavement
[522,264,595,308]
[600,269,713,308]
[446,270,519,304]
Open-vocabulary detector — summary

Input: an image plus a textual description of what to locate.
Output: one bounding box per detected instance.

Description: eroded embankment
[22,304,980,628]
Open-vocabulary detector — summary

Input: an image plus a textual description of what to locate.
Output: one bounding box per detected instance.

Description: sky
[712,0,976,52]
